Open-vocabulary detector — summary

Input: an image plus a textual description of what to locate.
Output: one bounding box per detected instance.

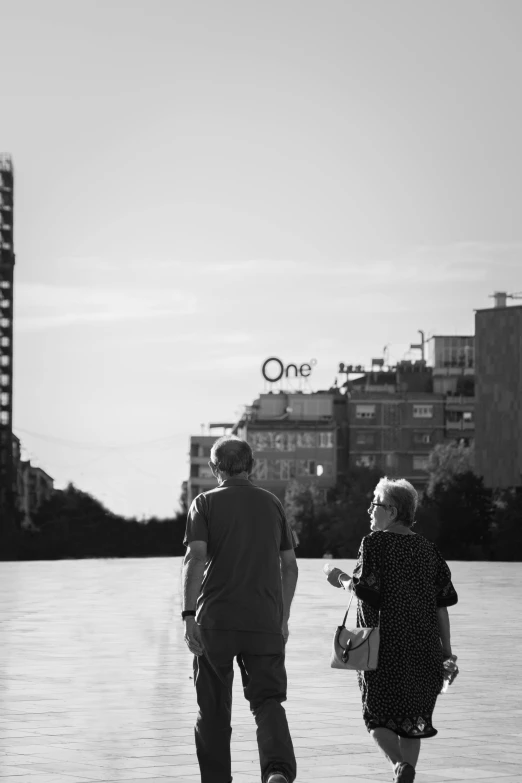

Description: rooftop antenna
[409,330,425,363]
[489,291,522,308]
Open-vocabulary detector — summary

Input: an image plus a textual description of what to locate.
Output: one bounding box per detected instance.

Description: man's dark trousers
[193,628,296,783]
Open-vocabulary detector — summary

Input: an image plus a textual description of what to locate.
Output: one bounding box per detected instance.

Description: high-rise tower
[0,154,15,535]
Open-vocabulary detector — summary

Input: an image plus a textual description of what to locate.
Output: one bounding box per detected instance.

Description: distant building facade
[475,302,522,489]
[187,423,235,505]
[345,362,445,486]
[11,433,54,526]
[428,336,475,444]
[234,390,347,502]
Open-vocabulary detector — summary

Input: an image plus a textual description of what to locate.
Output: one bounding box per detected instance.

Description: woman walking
[325,477,458,783]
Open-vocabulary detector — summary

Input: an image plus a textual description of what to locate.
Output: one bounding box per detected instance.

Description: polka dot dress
[351,531,458,739]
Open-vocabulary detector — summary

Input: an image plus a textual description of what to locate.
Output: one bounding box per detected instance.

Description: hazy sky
[2,0,521,517]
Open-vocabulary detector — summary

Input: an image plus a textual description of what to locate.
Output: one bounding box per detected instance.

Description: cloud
[135,332,252,346]
[14,282,198,331]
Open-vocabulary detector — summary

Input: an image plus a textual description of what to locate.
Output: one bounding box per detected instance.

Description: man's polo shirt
[183,478,295,634]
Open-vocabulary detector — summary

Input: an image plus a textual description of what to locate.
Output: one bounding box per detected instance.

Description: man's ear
[208,461,218,478]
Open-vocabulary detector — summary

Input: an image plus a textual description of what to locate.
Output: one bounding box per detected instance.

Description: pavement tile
[0,559,521,783]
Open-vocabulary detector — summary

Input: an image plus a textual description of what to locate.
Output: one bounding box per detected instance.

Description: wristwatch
[181,610,196,620]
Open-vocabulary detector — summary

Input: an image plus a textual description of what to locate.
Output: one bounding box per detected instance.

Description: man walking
[182,435,298,783]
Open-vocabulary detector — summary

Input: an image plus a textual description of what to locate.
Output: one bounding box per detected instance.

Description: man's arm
[280,548,298,643]
[182,541,207,656]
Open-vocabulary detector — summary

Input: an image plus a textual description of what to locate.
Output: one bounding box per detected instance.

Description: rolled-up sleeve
[351,534,383,610]
[183,494,209,546]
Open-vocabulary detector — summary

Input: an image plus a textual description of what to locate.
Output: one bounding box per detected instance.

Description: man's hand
[282,617,289,644]
[184,617,204,656]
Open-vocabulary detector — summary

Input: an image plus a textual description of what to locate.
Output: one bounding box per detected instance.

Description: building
[428,335,475,444]
[187,423,235,504]
[0,153,15,534]
[475,294,522,489]
[345,362,445,486]
[233,390,347,502]
[17,462,54,526]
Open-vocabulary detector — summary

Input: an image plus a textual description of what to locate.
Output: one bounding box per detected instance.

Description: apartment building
[348,379,445,485]
[187,423,235,504]
[233,390,348,502]
[475,296,522,489]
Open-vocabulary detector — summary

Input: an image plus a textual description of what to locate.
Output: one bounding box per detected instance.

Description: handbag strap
[341,535,387,627]
[341,591,355,627]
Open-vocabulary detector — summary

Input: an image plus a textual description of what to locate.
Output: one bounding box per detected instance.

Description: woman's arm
[437,606,452,657]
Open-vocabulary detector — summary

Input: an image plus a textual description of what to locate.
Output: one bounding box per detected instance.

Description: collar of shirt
[220,478,252,487]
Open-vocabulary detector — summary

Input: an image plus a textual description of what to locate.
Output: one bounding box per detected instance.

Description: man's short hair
[376,476,418,527]
[211,435,254,476]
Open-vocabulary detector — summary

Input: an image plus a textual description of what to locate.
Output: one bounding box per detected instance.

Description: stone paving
[0,557,521,783]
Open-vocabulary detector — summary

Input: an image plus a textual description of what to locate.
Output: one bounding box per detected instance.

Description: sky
[1,0,522,518]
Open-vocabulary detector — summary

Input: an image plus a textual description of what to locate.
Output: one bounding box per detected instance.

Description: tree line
[287,443,522,561]
[2,442,521,561]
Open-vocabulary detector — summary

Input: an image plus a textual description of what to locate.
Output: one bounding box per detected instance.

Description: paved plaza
[0,557,521,783]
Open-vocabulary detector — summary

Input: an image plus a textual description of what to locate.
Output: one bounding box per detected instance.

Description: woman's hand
[323,563,350,589]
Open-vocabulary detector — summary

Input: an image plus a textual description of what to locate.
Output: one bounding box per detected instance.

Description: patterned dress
[351,530,458,738]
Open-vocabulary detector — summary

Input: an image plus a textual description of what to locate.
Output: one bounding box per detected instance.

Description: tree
[426,441,475,497]
[283,466,382,558]
[490,488,522,561]
[284,480,326,556]
[423,471,493,559]
[4,483,188,561]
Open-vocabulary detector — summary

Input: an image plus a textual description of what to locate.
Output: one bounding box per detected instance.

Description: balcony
[445,396,475,409]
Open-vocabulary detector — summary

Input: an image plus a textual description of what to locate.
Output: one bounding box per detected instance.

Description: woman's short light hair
[376,476,418,527]
[210,435,254,476]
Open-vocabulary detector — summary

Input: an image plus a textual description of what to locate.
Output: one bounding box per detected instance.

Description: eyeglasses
[368,502,389,511]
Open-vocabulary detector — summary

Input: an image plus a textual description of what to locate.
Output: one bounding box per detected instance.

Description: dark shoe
[267,774,289,783]
[394,761,416,783]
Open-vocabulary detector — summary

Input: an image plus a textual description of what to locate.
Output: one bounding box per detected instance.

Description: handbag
[330,590,380,671]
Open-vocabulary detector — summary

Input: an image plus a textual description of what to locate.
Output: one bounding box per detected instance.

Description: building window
[463,411,473,422]
[0,411,9,425]
[0,337,9,347]
[356,404,376,419]
[320,461,333,477]
[0,374,8,387]
[296,459,316,477]
[0,392,9,407]
[355,455,376,468]
[278,459,296,480]
[0,356,9,366]
[273,432,296,452]
[413,405,433,418]
[0,281,11,289]
[413,455,429,471]
[356,432,375,446]
[318,431,334,448]
[413,432,431,444]
[296,432,316,448]
[251,459,268,480]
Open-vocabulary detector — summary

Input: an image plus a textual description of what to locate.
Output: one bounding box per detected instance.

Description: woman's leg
[398,737,421,768]
[370,728,402,768]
